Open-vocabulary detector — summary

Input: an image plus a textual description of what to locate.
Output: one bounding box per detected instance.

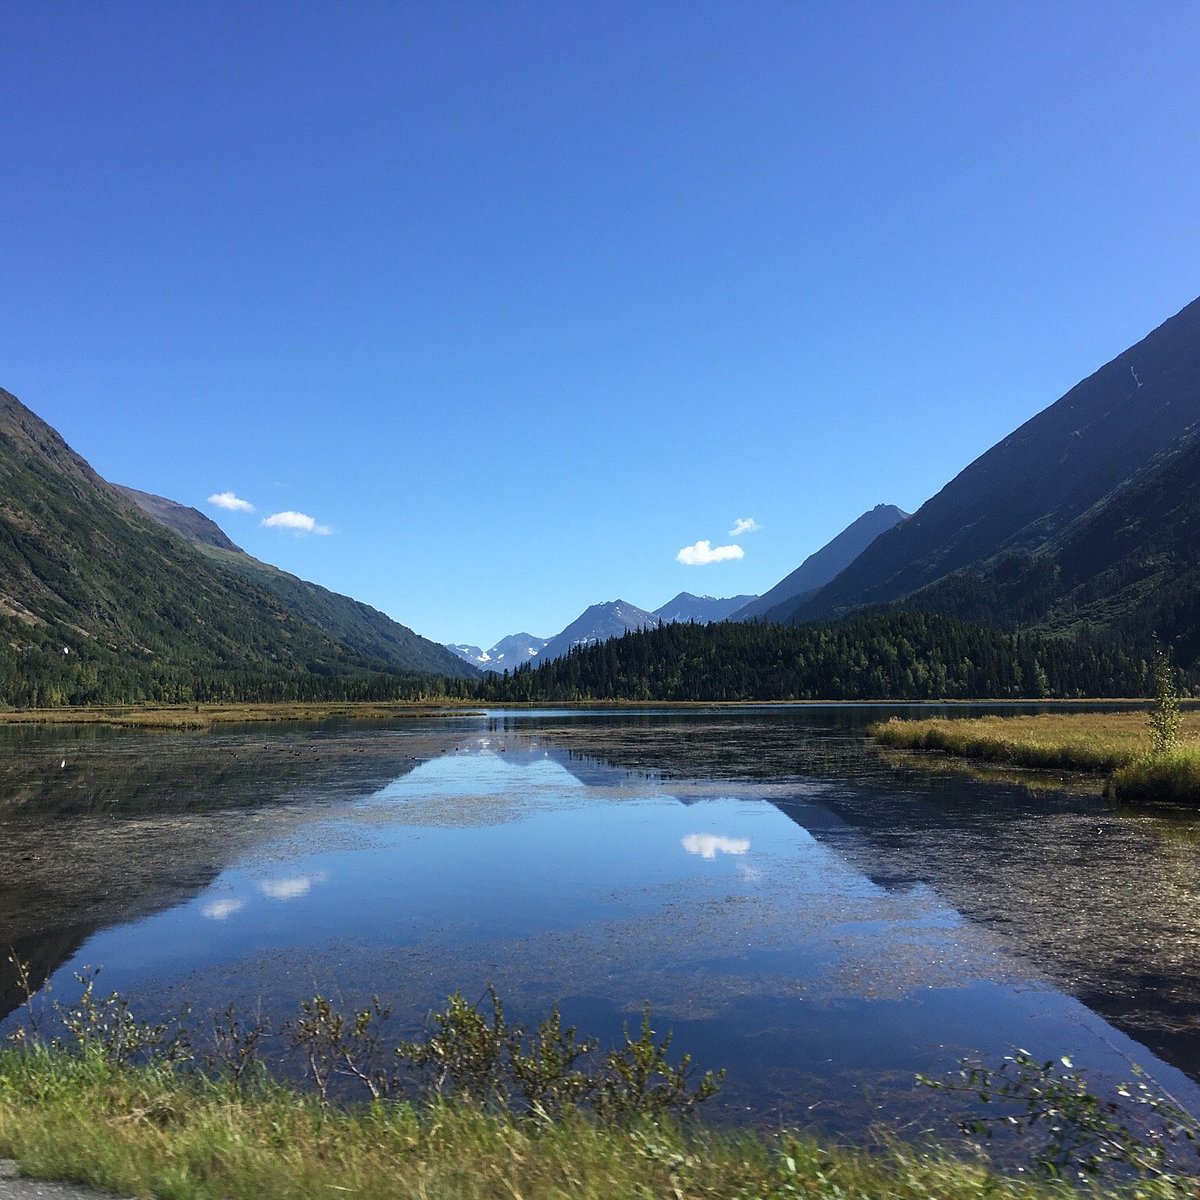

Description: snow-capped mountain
[445,633,549,673]
[538,600,661,663]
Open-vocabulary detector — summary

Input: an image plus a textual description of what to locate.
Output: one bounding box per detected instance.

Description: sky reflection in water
[5,710,1200,1136]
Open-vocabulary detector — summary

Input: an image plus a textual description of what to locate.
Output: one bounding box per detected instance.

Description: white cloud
[208,492,255,513]
[676,540,744,566]
[262,511,332,536]
[682,833,751,860]
[258,871,327,901]
[201,898,245,920]
[728,517,761,537]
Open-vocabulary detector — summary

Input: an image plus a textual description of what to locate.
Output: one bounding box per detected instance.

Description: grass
[1111,747,1200,804]
[0,1047,1135,1200]
[0,700,483,730]
[869,711,1200,804]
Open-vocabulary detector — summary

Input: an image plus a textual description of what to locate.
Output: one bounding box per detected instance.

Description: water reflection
[2,707,1199,1136]
[682,833,751,859]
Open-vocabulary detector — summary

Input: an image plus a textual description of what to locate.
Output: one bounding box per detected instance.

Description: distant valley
[2,295,1198,706]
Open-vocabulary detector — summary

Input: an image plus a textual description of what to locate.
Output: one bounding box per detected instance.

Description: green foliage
[1149,651,1184,755]
[53,967,191,1068]
[594,1008,724,1122]
[397,987,512,1106]
[288,994,397,1103]
[478,611,1157,703]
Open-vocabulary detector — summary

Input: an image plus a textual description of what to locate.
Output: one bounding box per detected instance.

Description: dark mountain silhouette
[734,504,909,622]
[776,296,1200,648]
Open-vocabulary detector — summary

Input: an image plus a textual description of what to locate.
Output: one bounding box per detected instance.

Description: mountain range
[4,291,1198,706]
[448,593,761,673]
[446,501,911,673]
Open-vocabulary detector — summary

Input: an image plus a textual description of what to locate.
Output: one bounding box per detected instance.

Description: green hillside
[0,387,475,705]
[115,484,472,679]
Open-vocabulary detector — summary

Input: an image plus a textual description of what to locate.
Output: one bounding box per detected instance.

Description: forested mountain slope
[0,387,475,704]
[781,296,1200,626]
[119,486,472,679]
[896,432,1200,667]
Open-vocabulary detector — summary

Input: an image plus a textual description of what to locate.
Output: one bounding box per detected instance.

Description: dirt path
[0,1162,126,1200]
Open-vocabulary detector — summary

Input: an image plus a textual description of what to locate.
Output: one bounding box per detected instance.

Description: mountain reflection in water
[2,707,1198,1136]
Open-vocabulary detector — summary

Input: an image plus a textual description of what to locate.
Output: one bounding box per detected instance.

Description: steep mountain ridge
[0,387,476,703]
[781,297,1200,625]
[896,430,1200,666]
[116,485,245,553]
[735,504,909,622]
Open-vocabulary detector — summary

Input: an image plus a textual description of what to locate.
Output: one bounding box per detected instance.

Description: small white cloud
[682,833,751,860]
[201,898,245,920]
[258,871,328,901]
[728,517,761,537]
[262,511,332,536]
[208,491,255,513]
[676,540,744,566]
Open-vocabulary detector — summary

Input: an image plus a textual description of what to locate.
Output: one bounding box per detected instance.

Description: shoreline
[0,696,1176,730]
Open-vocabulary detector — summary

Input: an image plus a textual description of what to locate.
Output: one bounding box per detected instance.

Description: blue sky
[3,2,1199,648]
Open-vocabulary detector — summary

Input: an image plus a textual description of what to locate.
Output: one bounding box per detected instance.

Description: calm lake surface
[3,705,1200,1138]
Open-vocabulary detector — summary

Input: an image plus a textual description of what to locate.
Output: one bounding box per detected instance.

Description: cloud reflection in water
[682,833,750,860]
[258,871,329,901]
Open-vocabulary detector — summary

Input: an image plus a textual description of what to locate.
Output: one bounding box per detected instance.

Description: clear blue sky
[3,2,1198,648]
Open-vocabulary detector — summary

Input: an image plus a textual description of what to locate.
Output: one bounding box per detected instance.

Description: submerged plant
[920,1049,1200,1182]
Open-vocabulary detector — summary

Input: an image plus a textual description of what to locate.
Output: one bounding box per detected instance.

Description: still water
[2,706,1199,1136]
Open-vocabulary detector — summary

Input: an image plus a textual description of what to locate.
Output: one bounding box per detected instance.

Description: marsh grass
[870,711,1200,804]
[868,712,1167,771]
[1111,748,1200,805]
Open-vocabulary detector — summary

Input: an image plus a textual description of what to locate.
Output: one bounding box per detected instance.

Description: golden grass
[870,711,1200,803]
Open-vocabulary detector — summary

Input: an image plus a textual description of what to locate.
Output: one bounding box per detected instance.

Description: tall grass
[1111,747,1200,805]
[0,1047,1108,1200]
[870,711,1200,804]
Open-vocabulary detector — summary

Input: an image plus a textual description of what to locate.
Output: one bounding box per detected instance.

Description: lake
[3,705,1199,1141]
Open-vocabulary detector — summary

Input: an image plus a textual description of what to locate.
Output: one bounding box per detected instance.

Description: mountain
[0,387,476,705]
[778,297,1200,629]
[733,504,909,622]
[446,643,490,668]
[539,600,661,663]
[124,490,473,679]
[115,486,245,553]
[653,593,758,624]
[445,633,549,673]
[897,430,1200,667]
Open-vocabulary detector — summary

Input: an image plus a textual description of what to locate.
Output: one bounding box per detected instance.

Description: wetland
[3,705,1199,1140]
